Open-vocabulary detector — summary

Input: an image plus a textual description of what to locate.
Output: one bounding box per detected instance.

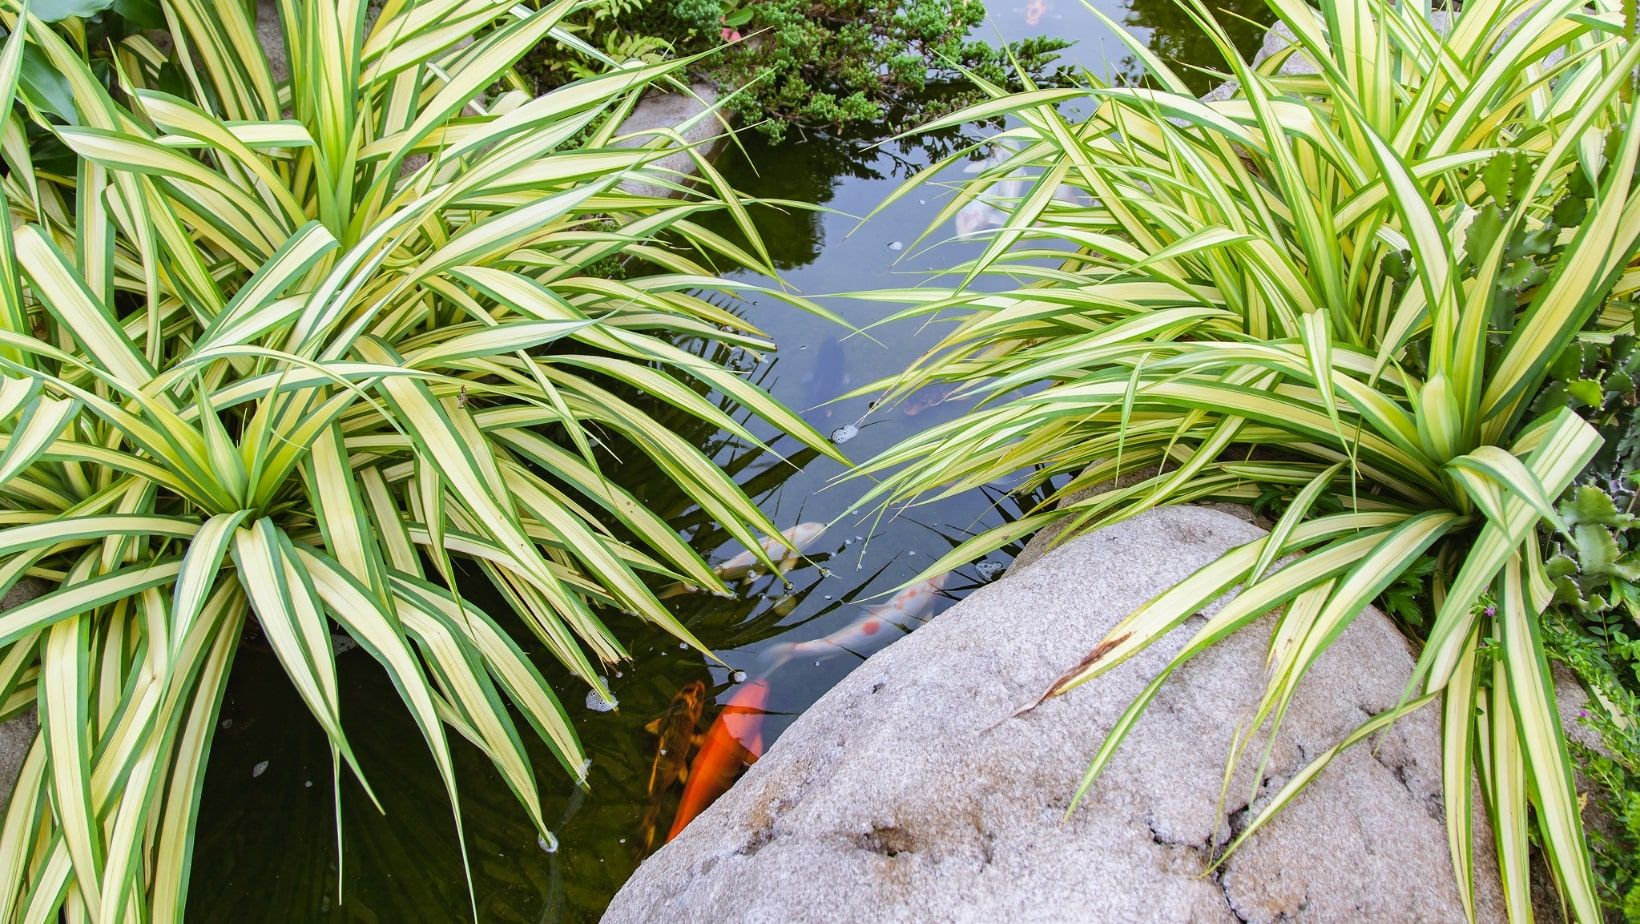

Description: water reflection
[1121,0,1273,92]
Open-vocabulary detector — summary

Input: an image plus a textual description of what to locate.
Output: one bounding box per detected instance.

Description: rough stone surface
[1199,22,1314,102]
[1012,465,1262,571]
[0,579,45,808]
[612,84,732,199]
[605,506,1509,923]
[255,0,287,84]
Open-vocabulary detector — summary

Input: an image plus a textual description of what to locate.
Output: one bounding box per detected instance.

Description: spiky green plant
[855,0,1640,916]
[0,0,841,918]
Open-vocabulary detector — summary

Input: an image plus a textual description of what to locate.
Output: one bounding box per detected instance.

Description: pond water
[187,3,1267,920]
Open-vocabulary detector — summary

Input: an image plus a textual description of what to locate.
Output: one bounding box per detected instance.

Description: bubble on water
[844,538,854,546]
[659,748,668,757]
[800,344,809,350]
[538,832,559,854]
[812,660,822,667]
[304,780,313,788]
[220,718,233,729]
[823,594,832,600]
[586,681,617,713]
[731,670,748,683]
[854,536,864,542]
[614,670,623,678]
[619,838,626,844]
[578,758,594,779]
[251,760,269,779]
[830,424,858,444]
[888,241,904,252]
[678,642,688,649]
[908,550,917,556]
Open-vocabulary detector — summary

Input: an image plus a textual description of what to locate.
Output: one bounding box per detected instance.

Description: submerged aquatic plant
[856,0,1640,916]
[0,0,840,917]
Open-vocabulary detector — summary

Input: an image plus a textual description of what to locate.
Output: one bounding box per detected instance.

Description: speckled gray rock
[613,84,733,199]
[1200,21,1320,102]
[255,0,287,83]
[1012,466,1261,570]
[0,578,45,807]
[605,506,1509,923]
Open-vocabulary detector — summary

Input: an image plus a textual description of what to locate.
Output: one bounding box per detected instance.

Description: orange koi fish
[760,573,949,666]
[1024,0,1048,25]
[639,681,707,852]
[667,678,772,841]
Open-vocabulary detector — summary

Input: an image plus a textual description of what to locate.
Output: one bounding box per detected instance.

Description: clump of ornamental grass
[0,0,840,918]
[853,0,1640,917]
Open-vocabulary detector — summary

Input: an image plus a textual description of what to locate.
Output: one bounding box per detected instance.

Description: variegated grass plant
[0,0,841,918]
[854,0,1640,917]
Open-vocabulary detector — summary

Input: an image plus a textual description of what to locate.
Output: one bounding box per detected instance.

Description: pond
[186,2,1267,920]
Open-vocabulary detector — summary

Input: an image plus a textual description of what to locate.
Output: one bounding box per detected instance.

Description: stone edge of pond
[611,83,736,199]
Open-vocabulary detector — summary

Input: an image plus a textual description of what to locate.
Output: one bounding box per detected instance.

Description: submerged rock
[605,506,1511,923]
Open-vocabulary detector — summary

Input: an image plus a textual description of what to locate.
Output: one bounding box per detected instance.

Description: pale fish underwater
[760,572,950,666]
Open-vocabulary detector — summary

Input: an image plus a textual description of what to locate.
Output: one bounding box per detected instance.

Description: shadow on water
[186,2,1272,920]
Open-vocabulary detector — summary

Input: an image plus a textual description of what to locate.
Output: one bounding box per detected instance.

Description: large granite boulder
[605,506,1509,923]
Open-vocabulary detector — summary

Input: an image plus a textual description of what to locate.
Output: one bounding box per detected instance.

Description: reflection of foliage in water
[517,0,1075,141]
[1117,0,1276,94]
[697,124,991,270]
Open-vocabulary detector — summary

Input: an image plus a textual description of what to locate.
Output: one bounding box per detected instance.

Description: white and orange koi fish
[715,522,828,580]
[761,573,949,666]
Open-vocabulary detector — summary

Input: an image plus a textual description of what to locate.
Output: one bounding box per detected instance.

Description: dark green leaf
[18,44,77,123]
[110,0,164,29]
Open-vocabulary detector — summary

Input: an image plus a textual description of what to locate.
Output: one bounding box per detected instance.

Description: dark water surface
[187,4,1267,920]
